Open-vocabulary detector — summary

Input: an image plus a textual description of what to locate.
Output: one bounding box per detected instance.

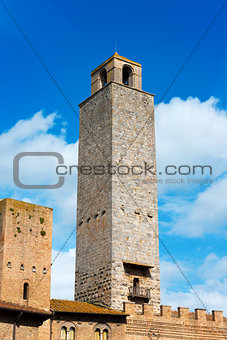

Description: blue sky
[0,0,227,312]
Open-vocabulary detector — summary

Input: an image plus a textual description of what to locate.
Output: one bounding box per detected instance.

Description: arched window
[122,66,133,86]
[69,327,75,340]
[60,326,67,340]
[23,283,29,300]
[95,329,101,340]
[95,326,110,340]
[103,329,109,340]
[100,69,107,87]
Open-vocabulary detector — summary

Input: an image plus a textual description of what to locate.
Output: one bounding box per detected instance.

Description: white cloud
[156,96,227,193]
[161,254,227,314]
[155,96,227,237]
[0,111,78,298]
[167,175,227,237]
[161,289,227,314]
[198,253,227,280]
[51,248,76,299]
[0,111,78,245]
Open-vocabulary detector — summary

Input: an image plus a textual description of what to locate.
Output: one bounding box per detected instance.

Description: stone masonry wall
[75,84,113,306]
[75,81,160,312]
[111,83,160,312]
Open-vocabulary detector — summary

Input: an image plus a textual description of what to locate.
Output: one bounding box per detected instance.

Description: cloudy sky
[0,0,226,314]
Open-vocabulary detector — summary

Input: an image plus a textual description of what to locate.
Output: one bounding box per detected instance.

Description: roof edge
[91,52,141,76]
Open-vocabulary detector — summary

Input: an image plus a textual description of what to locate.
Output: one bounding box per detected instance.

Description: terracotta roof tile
[50,299,126,316]
[0,300,50,315]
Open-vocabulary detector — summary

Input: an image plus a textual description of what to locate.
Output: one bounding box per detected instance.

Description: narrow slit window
[133,278,139,288]
[23,283,29,300]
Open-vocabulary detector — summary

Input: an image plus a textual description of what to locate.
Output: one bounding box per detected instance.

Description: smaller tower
[0,198,52,311]
[91,52,142,95]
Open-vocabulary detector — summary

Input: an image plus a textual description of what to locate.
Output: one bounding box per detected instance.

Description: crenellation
[125,303,227,328]
[124,302,136,316]
[161,305,172,319]
[213,310,224,326]
[143,304,154,318]
[178,307,189,320]
[195,308,207,326]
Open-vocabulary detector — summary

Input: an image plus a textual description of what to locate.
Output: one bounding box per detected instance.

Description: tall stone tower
[0,198,52,312]
[75,53,160,312]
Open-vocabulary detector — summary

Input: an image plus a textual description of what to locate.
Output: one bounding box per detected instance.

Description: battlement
[124,302,226,327]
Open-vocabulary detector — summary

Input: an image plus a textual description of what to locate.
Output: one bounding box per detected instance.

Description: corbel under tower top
[91,52,142,95]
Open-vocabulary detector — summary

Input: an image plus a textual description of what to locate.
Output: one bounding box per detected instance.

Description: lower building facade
[1,299,227,340]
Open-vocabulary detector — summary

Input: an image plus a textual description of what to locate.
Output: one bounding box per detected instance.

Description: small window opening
[100,69,107,87]
[60,326,67,340]
[69,327,75,340]
[7,262,12,268]
[20,264,24,271]
[23,283,29,300]
[133,278,139,288]
[32,266,36,273]
[95,329,101,340]
[103,329,109,340]
[87,217,91,223]
[43,268,47,274]
[122,66,132,86]
[101,209,106,216]
[94,213,99,219]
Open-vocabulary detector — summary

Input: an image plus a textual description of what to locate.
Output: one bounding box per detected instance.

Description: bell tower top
[91,52,142,95]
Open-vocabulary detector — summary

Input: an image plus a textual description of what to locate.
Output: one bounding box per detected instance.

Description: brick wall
[0,322,39,340]
[124,302,227,339]
[51,316,126,340]
[0,198,52,312]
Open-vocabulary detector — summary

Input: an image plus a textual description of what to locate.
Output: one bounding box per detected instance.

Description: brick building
[0,54,226,339]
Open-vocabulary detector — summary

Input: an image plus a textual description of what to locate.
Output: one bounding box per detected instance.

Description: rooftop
[91,52,141,75]
[0,300,50,315]
[50,299,127,316]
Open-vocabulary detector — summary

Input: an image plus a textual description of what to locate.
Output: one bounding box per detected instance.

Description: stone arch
[122,64,134,87]
[94,323,111,339]
[59,321,77,340]
[100,68,107,87]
